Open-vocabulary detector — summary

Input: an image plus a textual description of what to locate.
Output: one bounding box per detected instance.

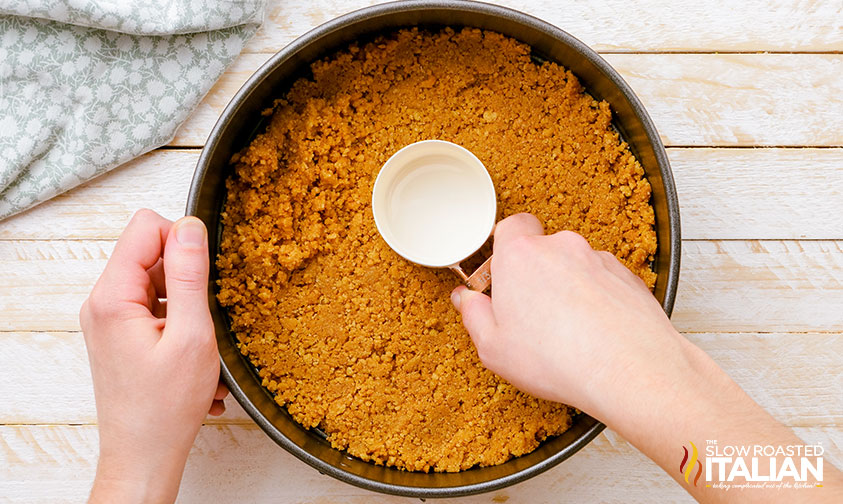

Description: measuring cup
[372,140,496,291]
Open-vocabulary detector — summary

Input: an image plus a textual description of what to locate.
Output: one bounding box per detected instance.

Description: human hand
[451,213,843,502]
[450,212,686,418]
[80,209,228,504]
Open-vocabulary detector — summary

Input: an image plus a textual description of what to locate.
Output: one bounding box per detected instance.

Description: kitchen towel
[0,0,266,219]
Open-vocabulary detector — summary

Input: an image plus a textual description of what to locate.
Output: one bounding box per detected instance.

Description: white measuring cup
[372,140,496,291]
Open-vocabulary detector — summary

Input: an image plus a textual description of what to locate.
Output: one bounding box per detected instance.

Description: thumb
[451,286,497,352]
[163,216,212,341]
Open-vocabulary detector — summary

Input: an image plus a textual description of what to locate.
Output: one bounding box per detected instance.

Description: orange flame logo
[680,441,703,486]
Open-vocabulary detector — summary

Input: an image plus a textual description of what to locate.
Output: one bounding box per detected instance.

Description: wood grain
[3,148,843,241]
[0,331,252,426]
[168,53,843,148]
[673,240,843,333]
[668,148,843,240]
[2,424,839,503]
[0,425,683,503]
[246,0,843,54]
[2,239,843,333]
[1,331,839,427]
[605,53,843,147]
[0,150,196,240]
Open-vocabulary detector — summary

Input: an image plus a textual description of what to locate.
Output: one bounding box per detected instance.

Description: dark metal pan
[187,0,680,497]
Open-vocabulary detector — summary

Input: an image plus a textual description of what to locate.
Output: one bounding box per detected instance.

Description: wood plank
[604,54,843,147]
[246,0,843,54]
[673,240,843,333]
[167,53,843,148]
[685,332,843,428]
[2,424,839,503]
[0,240,110,333]
[4,148,843,241]
[669,148,843,240]
[0,150,197,241]
[1,331,839,427]
[0,332,252,426]
[2,239,843,331]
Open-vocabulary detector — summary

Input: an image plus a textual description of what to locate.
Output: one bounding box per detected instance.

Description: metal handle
[449,255,493,292]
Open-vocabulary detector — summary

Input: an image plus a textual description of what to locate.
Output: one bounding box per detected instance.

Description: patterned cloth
[0,0,266,219]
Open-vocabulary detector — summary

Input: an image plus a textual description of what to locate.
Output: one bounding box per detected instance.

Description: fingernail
[175,217,206,247]
[450,290,461,310]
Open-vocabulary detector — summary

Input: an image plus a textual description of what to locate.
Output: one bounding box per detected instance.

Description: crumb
[216,27,656,472]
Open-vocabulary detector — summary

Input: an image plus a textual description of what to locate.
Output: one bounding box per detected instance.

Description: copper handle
[450,255,493,292]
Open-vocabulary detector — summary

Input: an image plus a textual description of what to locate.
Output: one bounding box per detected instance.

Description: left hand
[80,209,227,503]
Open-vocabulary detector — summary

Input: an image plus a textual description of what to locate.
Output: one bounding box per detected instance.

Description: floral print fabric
[0,0,265,219]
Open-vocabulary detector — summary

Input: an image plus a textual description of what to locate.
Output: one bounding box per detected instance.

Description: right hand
[452,213,843,502]
[450,212,687,417]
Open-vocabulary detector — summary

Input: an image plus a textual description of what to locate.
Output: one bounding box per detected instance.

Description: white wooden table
[2,1,842,502]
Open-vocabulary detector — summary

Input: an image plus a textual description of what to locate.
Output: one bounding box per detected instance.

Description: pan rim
[187,0,680,497]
